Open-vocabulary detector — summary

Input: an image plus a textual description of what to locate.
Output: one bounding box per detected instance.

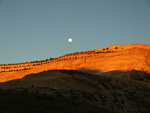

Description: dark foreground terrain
[0,69,150,113]
[0,89,111,113]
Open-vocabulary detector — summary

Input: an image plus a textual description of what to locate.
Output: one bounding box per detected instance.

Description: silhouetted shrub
[121,100,125,104]
[1,67,11,69]
[31,85,34,88]
[106,51,111,53]
[50,58,53,60]
[24,68,28,70]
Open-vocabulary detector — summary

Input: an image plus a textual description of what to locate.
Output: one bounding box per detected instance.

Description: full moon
[68,38,72,42]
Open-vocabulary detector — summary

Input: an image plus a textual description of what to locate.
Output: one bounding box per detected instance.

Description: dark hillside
[0,70,150,113]
[0,89,111,113]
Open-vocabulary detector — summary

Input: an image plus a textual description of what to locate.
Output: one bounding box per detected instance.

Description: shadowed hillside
[0,44,150,113]
[0,69,150,113]
[0,89,112,113]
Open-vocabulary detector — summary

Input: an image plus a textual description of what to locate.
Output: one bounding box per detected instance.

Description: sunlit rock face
[0,44,150,82]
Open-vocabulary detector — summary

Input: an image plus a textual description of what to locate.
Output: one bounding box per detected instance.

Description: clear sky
[0,0,150,64]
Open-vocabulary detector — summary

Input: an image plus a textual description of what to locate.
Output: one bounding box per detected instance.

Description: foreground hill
[0,44,150,82]
[0,89,111,113]
[0,69,150,113]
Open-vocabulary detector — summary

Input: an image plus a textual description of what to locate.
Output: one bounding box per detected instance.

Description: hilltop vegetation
[0,44,150,113]
[0,44,150,82]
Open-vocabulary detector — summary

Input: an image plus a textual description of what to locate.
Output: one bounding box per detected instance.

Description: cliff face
[0,44,150,82]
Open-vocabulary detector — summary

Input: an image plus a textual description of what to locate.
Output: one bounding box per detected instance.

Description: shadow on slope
[0,69,150,113]
[0,89,110,113]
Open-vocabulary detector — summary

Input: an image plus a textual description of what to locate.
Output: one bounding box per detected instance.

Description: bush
[50,58,53,60]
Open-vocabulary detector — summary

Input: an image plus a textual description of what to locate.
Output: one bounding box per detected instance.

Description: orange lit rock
[0,44,150,82]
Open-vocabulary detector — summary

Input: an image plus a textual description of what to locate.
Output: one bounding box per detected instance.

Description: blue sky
[0,0,150,64]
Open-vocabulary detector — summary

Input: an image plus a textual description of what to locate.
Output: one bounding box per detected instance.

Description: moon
[68,38,72,42]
